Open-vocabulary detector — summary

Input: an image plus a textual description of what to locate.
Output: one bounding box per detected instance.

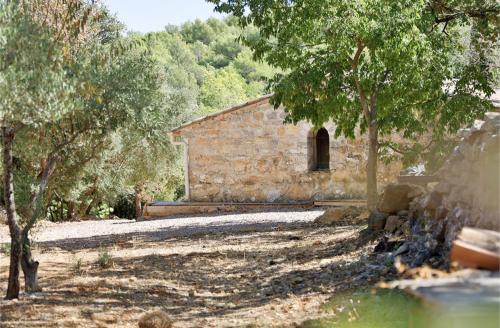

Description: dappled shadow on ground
[37,218,317,251]
[0,219,383,327]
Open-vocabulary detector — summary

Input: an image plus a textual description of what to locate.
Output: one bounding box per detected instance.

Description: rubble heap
[371,112,500,268]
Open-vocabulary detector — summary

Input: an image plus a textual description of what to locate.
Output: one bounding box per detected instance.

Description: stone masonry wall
[372,111,500,268]
[172,99,401,202]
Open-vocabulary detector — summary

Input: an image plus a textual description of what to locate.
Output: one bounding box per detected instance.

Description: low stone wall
[142,202,314,218]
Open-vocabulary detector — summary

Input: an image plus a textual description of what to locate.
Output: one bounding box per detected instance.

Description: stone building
[171,95,401,203]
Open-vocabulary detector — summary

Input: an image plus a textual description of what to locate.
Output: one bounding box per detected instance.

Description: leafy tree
[0,0,166,299]
[0,0,95,299]
[209,0,496,211]
[200,67,259,113]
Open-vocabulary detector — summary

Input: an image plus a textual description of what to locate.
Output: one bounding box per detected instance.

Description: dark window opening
[316,128,330,170]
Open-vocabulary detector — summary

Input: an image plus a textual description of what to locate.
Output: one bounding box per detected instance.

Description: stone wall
[435,113,500,233]
[373,112,500,268]
[172,98,401,202]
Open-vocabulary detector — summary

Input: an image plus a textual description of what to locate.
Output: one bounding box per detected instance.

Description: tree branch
[349,39,370,121]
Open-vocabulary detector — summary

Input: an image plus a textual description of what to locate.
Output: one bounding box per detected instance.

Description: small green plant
[97,248,113,269]
[72,258,84,275]
[91,204,114,219]
[0,243,11,255]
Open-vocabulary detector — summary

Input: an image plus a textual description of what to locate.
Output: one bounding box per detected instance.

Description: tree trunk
[84,195,99,216]
[134,184,143,219]
[366,120,379,212]
[20,234,41,293]
[3,127,22,299]
[67,201,75,221]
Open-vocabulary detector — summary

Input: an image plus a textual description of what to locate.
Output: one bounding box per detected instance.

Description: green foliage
[90,204,113,219]
[71,258,85,275]
[45,16,276,218]
[97,248,112,269]
[303,287,499,328]
[0,3,277,225]
[112,193,135,220]
[0,243,10,256]
[200,67,259,113]
[210,0,496,167]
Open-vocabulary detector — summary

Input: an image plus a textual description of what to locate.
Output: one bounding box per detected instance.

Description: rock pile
[314,206,368,226]
[371,112,500,268]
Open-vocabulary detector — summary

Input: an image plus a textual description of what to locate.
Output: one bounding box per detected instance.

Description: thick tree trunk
[3,127,22,299]
[366,121,379,212]
[134,184,143,219]
[20,235,41,293]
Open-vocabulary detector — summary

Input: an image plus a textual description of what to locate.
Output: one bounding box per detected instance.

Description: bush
[112,193,135,219]
[72,258,85,275]
[97,248,113,269]
[90,203,113,219]
[0,243,11,256]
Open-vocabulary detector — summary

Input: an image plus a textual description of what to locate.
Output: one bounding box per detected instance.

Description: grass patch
[301,288,499,328]
[0,243,11,255]
[97,248,113,269]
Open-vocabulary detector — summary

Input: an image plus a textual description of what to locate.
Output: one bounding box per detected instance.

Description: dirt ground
[0,210,386,327]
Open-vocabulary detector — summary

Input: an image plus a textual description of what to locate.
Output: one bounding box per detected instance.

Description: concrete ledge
[142,200,367,219]
[397,175,438,185]
[143,201,314,218]
[313,199,366,207]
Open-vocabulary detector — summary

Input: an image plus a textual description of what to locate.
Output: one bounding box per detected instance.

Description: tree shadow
[36,215,321,251]
[29,224,374,318]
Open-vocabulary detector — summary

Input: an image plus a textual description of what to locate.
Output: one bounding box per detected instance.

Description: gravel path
[0,209,325,246]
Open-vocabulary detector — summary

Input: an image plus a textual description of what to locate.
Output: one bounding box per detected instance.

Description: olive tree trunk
[20,235,41,293]
[366,120,379,212]
[134,184,143,219]
[3,127,22,299]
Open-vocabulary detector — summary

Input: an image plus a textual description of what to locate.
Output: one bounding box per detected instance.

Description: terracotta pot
[450,240,500,271]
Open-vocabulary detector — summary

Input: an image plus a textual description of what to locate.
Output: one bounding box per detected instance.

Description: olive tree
[0,0,165,299]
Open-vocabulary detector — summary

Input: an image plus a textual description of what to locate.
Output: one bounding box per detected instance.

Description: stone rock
[420,191,443,211]
[377,184,425,214]
[394,242,410,256]
[384,215,402,233]
[397,210,409,217]
[457,128,471,138]
[434,205,449,221]
[138,311,172,328]
[368,211,389,231]
[401,220,411,236]
[314,206,361,225]
[470,119,485,132]
[482,112,500,133]
[91,313,117,324]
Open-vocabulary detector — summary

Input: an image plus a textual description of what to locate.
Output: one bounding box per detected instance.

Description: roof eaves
[171,94,273,134]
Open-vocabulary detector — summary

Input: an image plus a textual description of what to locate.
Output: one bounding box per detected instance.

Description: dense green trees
[0,2,274,299]
[55,15,278,215]
[209,0,497,211]
[0,0,168,299]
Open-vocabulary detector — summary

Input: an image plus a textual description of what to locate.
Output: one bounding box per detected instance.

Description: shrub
[0,243,11,256]
[97,248,113,268]
[90,204,114,219]
[72,258,85,275]
[112,193,135,219]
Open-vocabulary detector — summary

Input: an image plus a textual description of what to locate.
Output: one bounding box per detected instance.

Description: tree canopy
[209,0,497,210]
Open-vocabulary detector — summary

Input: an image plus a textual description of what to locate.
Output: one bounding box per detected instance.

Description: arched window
[308,127,330,171]
[316,128,330,170]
